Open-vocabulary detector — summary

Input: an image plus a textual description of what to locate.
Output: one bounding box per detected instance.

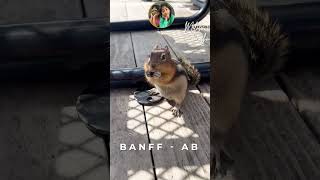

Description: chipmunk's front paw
[147,88,159,96]
[171,107,182,117]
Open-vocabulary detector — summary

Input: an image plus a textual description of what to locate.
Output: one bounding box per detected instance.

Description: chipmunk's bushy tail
[177,56,201,86]
[223,0,289,78]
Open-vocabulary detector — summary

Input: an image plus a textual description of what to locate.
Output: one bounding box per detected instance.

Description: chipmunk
[144,45,200,117]
[212,0,288,178]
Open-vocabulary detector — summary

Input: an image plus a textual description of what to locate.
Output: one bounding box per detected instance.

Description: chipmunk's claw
[212,142,234,178]
[214,165,227,179]
[171,107,182,117]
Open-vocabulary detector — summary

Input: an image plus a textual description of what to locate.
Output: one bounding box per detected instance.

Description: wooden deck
[110,11,210,179]
[109,37,320,180]
[223,74,320,180]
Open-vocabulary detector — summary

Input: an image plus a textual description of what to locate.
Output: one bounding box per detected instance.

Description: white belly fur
[155,75,188,104]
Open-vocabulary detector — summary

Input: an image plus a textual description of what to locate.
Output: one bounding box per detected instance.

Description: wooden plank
[222,78,320,179]
[110,32,136,69]
[0,0,82,24]
[208,64,310,178]
[110,89,155,180]
[0,82,108,180]
[159,7,210,63]
[169,2,195,18]
[131,29,210,66]
[126,1,148,21]
[236,83,293,180]
[110,0,127,22]
[198,82,271,180]
[279,69,320,167]
[144,87,210,179]
[83,0,108,18]
[140,1,155,14]
[257,0,320,6]
[110,28,154,179]
[197,83,210,104]
[160,29,210,63]
[198,83,248,180]
[197,12,210,28]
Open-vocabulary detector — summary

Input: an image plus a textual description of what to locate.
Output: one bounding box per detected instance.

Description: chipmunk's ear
[164,45,169,51]
[153,45,159,49]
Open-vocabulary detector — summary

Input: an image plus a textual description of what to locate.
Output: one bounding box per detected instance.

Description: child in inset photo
[149,2,175,29]
[149,6,161,28]
[159,3,175,28]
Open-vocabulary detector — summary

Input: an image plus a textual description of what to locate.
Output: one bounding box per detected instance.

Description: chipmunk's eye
[161,53,166,61]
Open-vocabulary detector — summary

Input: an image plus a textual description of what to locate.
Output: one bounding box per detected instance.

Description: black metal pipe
[110,62,210,88]
[110,0,210,31]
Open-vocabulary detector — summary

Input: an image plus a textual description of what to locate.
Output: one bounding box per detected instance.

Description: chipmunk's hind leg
[166,99,176,107]
[166,99,182,117]
[211,133,234,178]
[212,29,249,178]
